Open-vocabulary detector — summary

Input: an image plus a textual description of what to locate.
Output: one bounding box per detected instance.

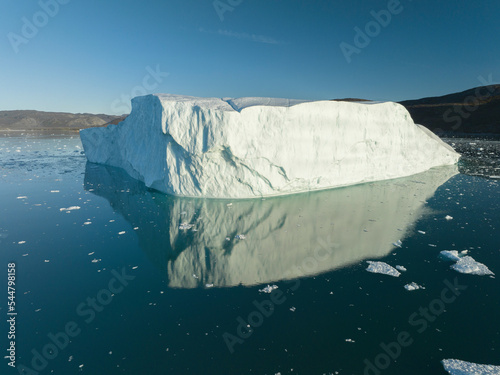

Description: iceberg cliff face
[80,94,460,198]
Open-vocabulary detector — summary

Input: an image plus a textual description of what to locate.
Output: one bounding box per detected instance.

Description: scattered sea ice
[179,222,193,230]
[442,359,500,375]
[404,282,425,291]
[59,206,80,211]
[396,265,407,272]
[451,256,494,276]
[366,261,401,277]
[445,215,453,220]
[259,285,278,293]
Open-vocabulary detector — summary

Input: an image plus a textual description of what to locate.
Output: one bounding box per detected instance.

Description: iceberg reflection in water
[84,163,458,288]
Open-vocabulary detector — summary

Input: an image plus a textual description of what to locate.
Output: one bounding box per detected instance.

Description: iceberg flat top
[155,94,315,112]
[80,93,460,198]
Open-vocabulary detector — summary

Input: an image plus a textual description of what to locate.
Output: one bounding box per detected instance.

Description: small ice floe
[225,237,230,241]
[290,307,296,312]
[132,266,138,270]
[88,252,94,255]
[179,222,194,230]
[439,250,461,262]
[345,339,355,343]
[451,256,494,276]
[259,285,278,293]
[44,260,50,263]
[118,231,126,235]
[50,190,60,193]
[193,274,198,279]
[418,230,426,234]
[445,215,453,220]
[18,241,26,244]
[17,196,28,199]
[91,259,99,263]
[396,265,407,272]
[68,355,73,362]
[442,358,500,375]
[60,206,80,211]
[404,282,425,291]
[235,234,246,240]
[226,203,233,207]
[83,221,92,225]
[392,240,403,248]
[366,261,401,277]
[205,283,214,288]
[428,244,437,247]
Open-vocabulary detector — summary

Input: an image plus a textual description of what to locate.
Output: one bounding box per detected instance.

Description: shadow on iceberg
[84,162,459,288]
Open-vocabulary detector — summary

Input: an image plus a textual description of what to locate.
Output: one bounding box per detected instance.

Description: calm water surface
[0,133,498,375]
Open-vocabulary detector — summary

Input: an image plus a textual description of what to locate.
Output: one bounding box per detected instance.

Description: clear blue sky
[1,0,499,114]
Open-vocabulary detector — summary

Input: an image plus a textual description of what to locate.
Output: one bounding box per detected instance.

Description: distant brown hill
[0,110,123,131]
[399,85,500,134]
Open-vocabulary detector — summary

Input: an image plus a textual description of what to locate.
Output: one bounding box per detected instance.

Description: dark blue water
[0,134,498,375]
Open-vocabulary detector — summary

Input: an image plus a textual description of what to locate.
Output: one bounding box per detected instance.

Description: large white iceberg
[80,94,459,198]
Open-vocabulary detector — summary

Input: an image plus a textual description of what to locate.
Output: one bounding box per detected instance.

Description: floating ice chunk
[17,196,28,199]
[290,307,296,312]
[439,250,461,262]
[132,266,138,270]
[445,215,453,220]
[345,338,355,343]
[18,241,26,244]
[205,283,214,288]
[259,285,278,293]
[451,256,494,276]
[442,359,500,375]
[404,282,425,291]
[83,221,92,225]
[235,234,246,240]
[50,190,60,193]
[118,231,126,235]
[418,230,426,234]
[392,240,403,248]
[396,265,407,272]
[366,261,401,277]
[179,222,194,230]
[59,206,80,211]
